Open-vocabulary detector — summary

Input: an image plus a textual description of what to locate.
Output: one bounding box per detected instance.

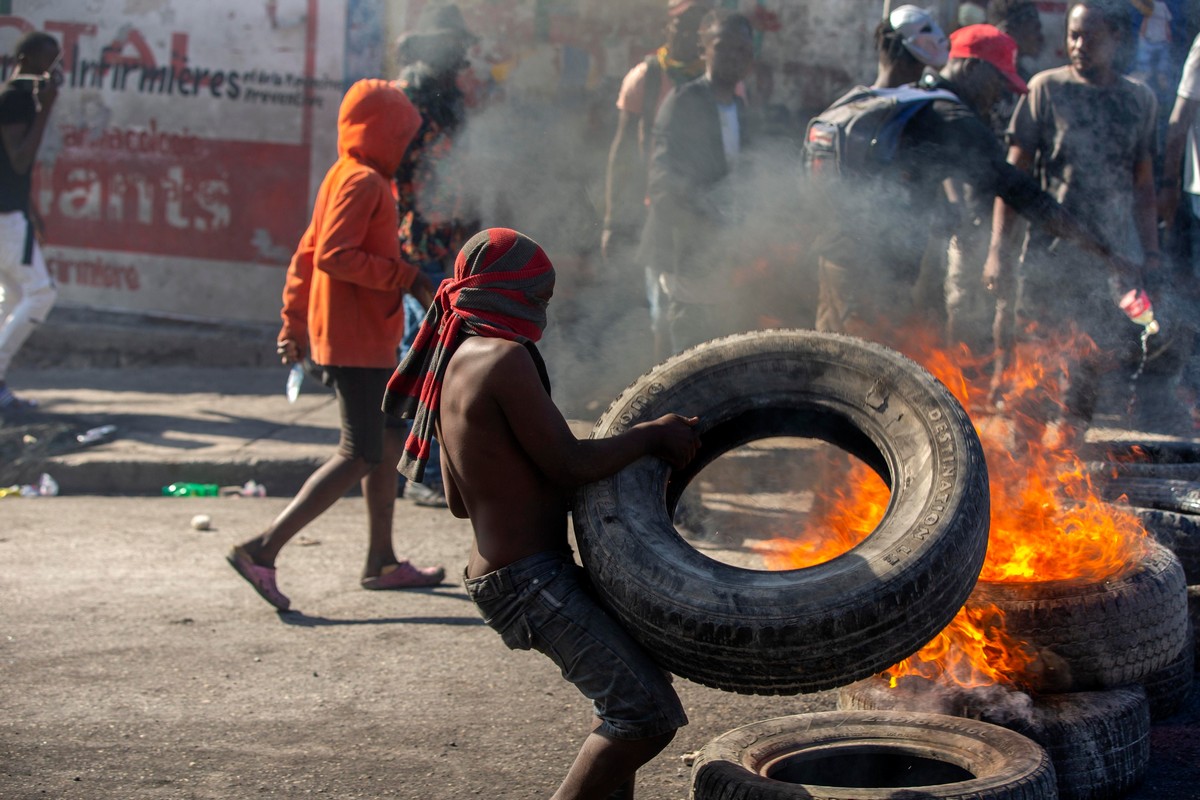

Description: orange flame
[754,322,1149,687]
[882,605,1037,689]
[757,459,886,569]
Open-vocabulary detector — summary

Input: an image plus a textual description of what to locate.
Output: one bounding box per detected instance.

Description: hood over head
[337,78,420,176]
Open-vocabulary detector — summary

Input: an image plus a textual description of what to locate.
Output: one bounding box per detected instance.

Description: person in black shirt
[0,31,60,413]
[637,10,755,356]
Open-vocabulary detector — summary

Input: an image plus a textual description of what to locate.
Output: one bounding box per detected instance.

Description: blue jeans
[399,259,447,490]
[463,552,687,741]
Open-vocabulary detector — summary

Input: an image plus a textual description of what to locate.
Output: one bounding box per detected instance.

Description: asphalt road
[3,496,1198,799]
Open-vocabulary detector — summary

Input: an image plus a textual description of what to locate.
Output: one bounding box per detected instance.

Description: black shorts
[322,366,403,464]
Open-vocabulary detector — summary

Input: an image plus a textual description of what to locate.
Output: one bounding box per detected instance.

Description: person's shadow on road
[276,586,485,628]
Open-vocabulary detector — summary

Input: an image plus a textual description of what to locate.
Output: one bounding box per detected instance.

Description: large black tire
[690,710,1057,800]
[1086,461,1200,482]
[838,679,1149,800]
[1126,508,1200,584]
[1101,479,1200,516]
[573,330,990,695]
[1083,440,1200,464]
[966,540,1188,692]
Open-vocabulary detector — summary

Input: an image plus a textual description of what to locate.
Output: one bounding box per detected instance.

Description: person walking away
[0,32,60,414]
[383,227,701,800]
[939,0,1047,350]
[392,2,479,508]
[986,0,1161,447]
[637,10,756,357]
[227,80,441,612]
[604,0,712,364]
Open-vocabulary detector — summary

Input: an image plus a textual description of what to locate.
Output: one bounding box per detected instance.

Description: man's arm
[435,421,469,518]
[315,172,421,291]
[602,109,642,260]
[983,144,1035,296]
[278,222,316,363]
[1159,94,1199,227]
[491,344,699,488]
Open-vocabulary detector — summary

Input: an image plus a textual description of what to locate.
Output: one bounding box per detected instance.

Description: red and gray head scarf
[383,227,555,482]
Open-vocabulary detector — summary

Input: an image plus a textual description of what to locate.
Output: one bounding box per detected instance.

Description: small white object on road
[191,514,212,531]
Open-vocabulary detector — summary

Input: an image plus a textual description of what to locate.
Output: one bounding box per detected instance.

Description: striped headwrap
[383,228,556,483]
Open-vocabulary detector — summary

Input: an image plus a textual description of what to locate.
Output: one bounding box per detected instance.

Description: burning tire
[1140,621,1194,720]
[1086,461,1200,482]
[689,710,1056,800]
[574,330,990,695]
[837,678,1150,800]
[1126,507,1200,584]
[966,540,1188,693]
[1085,440,1200,464]
[1102,479,1200,516]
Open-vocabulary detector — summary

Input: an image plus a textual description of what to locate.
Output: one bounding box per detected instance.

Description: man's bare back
[437,336,699,579]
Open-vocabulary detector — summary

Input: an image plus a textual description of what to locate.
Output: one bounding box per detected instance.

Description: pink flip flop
[361,560,446,590]
[226,546,291,611]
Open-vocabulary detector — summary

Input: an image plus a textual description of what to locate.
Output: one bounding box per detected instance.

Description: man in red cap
[810,22,1124,347]
[985,0,1160,445]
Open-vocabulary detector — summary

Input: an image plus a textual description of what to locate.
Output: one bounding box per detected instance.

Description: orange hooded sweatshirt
[279,79,423,368]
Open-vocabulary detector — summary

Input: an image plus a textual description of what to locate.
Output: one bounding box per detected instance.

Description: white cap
[889,5,950,68]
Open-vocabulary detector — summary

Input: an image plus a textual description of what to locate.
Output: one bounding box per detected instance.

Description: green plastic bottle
[162,482,219,497]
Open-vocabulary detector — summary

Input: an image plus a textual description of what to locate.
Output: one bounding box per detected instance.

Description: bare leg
[362,427,405,578]
[239,453,372,567]
[551,719,675,800]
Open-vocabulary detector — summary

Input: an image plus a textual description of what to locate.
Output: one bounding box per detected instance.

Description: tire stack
[576,333,1196,798]
[1089,443,1200,692]
[838,538,1191,800]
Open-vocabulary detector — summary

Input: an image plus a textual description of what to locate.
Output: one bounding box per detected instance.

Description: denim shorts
[464,551,687,741]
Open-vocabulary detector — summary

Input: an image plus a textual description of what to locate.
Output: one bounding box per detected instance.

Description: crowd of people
[614,0,1200,452]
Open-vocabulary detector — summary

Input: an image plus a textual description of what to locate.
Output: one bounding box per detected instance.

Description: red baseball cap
[949,23,1027,94]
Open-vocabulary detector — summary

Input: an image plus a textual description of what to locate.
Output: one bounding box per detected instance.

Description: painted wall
[5,0,351,323]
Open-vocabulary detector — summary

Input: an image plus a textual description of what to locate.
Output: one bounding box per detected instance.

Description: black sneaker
[404,481,448,508]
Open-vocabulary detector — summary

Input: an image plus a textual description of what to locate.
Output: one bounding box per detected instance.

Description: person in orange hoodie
[227,79,444,612]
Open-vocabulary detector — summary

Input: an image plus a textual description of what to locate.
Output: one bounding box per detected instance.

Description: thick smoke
[428,78,819,417]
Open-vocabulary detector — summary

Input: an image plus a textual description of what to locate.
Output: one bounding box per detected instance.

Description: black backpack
[804,85,960,177]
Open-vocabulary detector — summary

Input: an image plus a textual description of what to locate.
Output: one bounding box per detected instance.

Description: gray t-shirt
[1008,65,1157,260]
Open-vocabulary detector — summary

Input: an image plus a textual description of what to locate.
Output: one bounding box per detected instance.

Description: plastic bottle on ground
[76,425,117,445]
[162,482,220,497]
